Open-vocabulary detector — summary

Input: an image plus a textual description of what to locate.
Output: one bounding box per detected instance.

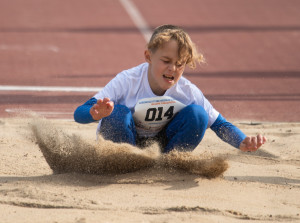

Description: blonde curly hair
[147,25,205,69]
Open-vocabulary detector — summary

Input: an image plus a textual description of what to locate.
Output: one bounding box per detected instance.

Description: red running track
[0,0,299,122]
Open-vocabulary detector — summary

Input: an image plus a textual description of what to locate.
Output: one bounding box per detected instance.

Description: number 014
[144,106,174,121]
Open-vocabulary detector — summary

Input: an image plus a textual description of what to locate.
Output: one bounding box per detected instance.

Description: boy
[74,24,266,153]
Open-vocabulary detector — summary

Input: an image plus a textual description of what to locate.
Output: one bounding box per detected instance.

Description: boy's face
[145,39,186,96]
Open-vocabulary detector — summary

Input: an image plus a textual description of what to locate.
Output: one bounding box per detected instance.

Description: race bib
[133,96,186,137]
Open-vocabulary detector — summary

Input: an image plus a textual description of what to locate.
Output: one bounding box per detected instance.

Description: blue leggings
[100,104,209,153]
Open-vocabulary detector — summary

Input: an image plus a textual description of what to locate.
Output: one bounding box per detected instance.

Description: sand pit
[0,117,299,222]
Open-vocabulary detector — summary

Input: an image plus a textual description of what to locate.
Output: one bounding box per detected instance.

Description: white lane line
[0,85,103,92]
[5,108,73,115]
[119,0,152,42]
[0,44,60,53]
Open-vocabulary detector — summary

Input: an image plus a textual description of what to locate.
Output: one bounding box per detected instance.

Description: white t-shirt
[94,63,219,137]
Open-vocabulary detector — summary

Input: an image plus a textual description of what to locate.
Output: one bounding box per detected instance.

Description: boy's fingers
[257,134,263,143]
[97,98,113,110]
[241,135,266,152]
[251,137,259,151]
[90,106,98,116]
[257,134,264,147]
[244,136,251,144]
[263,136,267,143]
[243,137,256,151]
[107,101,114,108]
[240,137,250,151]
[91,104,99,113]
[103,97,110,103]
[96,99,103,106]
[250,136,257,148]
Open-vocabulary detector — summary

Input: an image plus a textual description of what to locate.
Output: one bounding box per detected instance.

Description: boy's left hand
[239,134,267,152]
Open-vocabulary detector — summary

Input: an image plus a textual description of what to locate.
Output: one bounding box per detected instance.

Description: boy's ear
[144,50,151,63]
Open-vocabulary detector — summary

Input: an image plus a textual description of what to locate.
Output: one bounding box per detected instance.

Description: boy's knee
[111,104,131,116]
[100,104,135,140]
[102,105,132,128]
[182,104,208,128]
[108,105,131,119]
[100,105,136,144]
[164,105,209,153]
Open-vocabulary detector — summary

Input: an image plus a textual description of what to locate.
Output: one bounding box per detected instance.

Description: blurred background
[0,0,299,121]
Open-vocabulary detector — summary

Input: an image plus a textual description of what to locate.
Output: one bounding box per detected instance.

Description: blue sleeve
[210,114,246,149]
[74,97,97,124]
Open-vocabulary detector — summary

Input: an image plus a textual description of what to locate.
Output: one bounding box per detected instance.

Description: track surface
[0,0,300,122]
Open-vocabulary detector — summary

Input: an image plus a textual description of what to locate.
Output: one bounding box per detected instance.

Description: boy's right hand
[90,97,114,121]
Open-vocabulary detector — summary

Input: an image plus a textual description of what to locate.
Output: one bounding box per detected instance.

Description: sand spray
[30,118,228,178]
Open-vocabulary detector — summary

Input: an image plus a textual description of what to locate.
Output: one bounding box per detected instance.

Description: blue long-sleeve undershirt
[210,114,246,149]
[74,98,246,148]
[74,97,97,123]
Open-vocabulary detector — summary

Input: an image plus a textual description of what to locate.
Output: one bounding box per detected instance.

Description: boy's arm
[74,97,114,124]
[210,114,246,149]
[74,97,97,123]
[210,114,267,151]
